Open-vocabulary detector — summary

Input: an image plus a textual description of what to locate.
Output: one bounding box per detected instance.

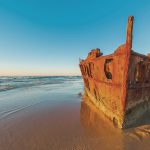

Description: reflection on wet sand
[80,97,150,150]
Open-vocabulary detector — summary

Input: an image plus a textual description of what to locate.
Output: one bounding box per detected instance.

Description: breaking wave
[0,76,82,92]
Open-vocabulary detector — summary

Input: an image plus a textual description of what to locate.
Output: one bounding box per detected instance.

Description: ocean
[0,76,82,92]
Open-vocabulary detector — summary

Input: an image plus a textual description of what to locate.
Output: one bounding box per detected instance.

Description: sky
[0,0,150,76]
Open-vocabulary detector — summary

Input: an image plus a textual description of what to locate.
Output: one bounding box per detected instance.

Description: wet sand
[0,80,150,150]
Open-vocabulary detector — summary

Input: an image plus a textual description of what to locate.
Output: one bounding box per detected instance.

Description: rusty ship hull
[79,16,150,128]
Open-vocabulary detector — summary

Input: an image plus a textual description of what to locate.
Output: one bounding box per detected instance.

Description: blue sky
[0,0,150,76]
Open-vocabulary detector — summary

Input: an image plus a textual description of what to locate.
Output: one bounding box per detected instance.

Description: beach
[0,76,150,150]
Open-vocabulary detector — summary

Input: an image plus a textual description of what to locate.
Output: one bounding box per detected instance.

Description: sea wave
[0,76,82,92]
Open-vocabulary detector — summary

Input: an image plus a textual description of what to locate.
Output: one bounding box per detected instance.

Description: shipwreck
[79,16,150,128]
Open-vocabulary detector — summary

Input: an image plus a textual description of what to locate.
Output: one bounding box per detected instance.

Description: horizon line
[0,75,81,77]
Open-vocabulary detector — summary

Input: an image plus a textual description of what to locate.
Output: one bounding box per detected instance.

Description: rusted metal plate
[79,16,150,128]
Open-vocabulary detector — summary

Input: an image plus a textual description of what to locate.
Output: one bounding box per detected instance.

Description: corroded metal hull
[79,16,150,128]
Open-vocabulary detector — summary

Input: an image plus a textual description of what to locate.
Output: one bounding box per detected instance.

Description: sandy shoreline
[0,79,150,150]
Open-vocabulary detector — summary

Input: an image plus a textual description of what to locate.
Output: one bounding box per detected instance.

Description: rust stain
[79,16,150,128]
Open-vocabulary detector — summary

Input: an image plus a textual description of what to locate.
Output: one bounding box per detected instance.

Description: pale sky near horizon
[0,0,150,76]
